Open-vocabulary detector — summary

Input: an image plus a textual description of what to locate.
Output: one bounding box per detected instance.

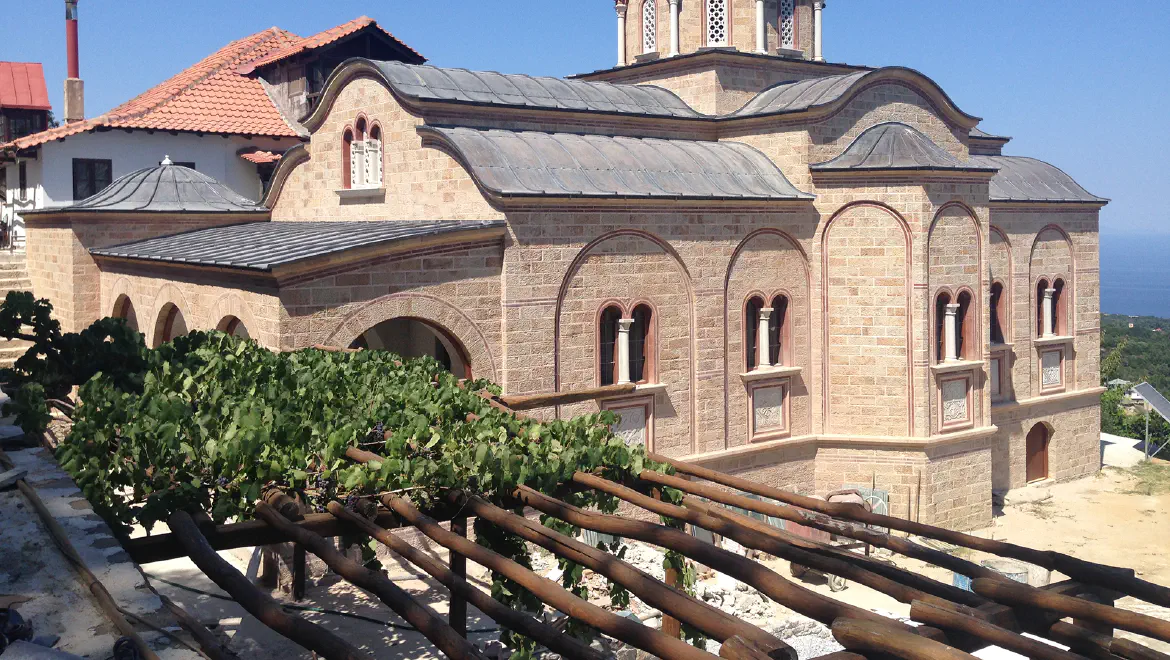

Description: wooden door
[1026,424,1049,482]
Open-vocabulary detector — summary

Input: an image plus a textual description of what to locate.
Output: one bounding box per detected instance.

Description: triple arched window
[342,116,383,189]
[745,294,790,370]
[599,303,655,386]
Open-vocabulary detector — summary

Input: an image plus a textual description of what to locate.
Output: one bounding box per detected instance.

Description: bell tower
[612,0,822,67]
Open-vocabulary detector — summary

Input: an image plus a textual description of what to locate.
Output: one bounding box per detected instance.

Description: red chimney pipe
[65,0,79,79]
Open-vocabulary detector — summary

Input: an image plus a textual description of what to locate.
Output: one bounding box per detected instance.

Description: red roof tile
[3,27,302,152]
[238,149,282,164]
[0,62,51,111]
[237,16,424,74]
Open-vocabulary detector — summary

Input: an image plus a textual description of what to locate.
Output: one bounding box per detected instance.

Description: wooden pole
[498,383,637,410]
[577,471,963,609]
[657,454,1170,608]
[973,578,1170,644]
[383,495,723,660]
[168,510,370,660]
[511,485,942,641]
[909,600,1091,660]
[640,469,999,582]
[1045,621,1170,660]
[449,514,468,638]
[653,486,684,640]
[254,503,486,660]
[457,492,795,658]
[831,618,978,660]
[0,449,161,660]
[327,503,608,660]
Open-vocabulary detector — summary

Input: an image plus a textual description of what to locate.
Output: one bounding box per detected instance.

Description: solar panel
[1133,383,1170,423]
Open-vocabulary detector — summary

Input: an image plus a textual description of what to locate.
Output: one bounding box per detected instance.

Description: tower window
[780,0,796,48]
[642,0,657,53]
[599,305,622,386]
[706,0,728,47]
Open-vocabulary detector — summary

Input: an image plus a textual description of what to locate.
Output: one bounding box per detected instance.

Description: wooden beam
[909,600,1090,660]
[327,503,607,660]
[511,484,942,641]
[168,511,369,660]
[449,514,468,638]
[497,383,637,410]
[254,503,486,660]
[973,579,1170,645]
[457,492,795,659]
[657,454,1170,609]
[831,618,978,660]
[383,494,723,660]
[125,510,406,564]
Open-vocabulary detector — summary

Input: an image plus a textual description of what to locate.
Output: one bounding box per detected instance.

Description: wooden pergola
[108,383,1170,660]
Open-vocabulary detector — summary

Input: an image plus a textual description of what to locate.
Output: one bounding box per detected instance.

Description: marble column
[617,318,634,384]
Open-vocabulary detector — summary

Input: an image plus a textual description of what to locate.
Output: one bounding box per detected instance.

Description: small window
[18,162,28,201]
[779,0,796,49]
[366,125,383,187]
[935,292,952,362]
[745,296,764,370]
[630,304,653,384]
[1052,278,1066,336]
[990,282,1005,345]
[642,0,657,53]
[1036,279,1049,337]
[769,294,788,366]
[956,291,973,360]
[0,166,7,203]
[599,305,622,386]
[342,128,354,189]
[72,158,112,200]
[706,0,729,46]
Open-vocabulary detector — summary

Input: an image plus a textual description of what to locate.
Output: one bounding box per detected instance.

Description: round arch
[208,293,264,344]
[111,293,139,332]
[322,293,498,382]
[153,302,189,347]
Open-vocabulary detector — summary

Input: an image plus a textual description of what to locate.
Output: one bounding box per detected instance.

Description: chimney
[63,0,84,123]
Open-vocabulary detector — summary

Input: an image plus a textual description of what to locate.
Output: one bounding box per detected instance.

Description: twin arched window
[935,290,974,362]
[599,303,655,386]
[745,294,789,370]
[343,116,383,189]
[1035,278,1067,337]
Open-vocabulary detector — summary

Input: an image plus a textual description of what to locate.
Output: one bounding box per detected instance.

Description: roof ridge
[107,27,295,124]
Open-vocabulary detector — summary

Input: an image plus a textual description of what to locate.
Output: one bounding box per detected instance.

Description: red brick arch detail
[722,228,811,446]
[148,284,197,348]
[207,293,266,346]
[321,292,498,383]
[820,201,915,437]
[553,228,696,452]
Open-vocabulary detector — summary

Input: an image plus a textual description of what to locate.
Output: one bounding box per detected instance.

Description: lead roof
[811,123,998,172]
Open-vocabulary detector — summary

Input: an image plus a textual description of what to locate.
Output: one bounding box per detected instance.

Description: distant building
[1108,378,1133,388]
[0,61,52,246]
[0,4,423,247]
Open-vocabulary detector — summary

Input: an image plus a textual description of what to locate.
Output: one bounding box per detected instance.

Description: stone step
[0,262,26,272]
[0,278,32,290]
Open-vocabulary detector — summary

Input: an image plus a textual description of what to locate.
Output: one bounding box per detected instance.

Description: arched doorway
[350,317,471,378]
[1026,423,1050,483]
[153,302,188,347]
[216,315,250,339]
[112,294,139,332]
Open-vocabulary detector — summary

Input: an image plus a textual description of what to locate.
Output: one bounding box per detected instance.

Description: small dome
[65,160,267,213]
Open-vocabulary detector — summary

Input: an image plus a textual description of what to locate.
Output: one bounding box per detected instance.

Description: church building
[23,0,1106,530]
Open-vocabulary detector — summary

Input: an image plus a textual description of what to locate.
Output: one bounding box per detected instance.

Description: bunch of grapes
[309,474,336,512]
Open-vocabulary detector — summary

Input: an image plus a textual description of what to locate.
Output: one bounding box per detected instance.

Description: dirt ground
[142,463,1170,658]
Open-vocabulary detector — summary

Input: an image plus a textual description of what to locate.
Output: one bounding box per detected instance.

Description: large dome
[64,157,267,213]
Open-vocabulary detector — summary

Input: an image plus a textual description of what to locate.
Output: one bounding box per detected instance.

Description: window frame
[1052,278,1067,336]
[642,0,657,54]
[71,158,112,201]
[598,304,623,387]
[629,302,655,385]
[1035,278,1050,337]
[955,289,975,361]
[934,290,952,363]
[18,162,27,201]
[779,0,797,49]
[342,127,355,189]
[705,0,730,47]
[990,280,1007,345]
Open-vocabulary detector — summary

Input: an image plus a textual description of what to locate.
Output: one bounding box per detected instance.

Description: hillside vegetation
[1101,313,1170,457]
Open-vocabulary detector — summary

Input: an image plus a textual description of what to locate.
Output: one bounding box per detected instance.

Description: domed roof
[61,157,267,213]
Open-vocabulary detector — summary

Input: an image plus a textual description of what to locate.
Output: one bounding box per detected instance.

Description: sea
[1101,233,1170,319]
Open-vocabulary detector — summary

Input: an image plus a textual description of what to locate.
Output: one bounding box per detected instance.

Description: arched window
[706,0,729,46]
[630,304,654,384]
[351,317,471,378]
[1036,278,1049,337]
[935,291,952,363]
[599,305,622,386]
[990,281,1006,345]
[342,128,354,189]
[955,290,973,360]
[366,124,383,187]
[351,118,368,188]
[1052,278,1066,336]
[745,296,764,371]
[642,0,657,54]
[769,294,789,366]
[779,0,796,49]
[154,302,187,347]
[217,315,250,339]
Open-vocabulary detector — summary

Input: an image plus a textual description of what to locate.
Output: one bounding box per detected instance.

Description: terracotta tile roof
[238,149,282,164]
[0,62,51,111]
[2,27,302,152]
[237,16,424,75]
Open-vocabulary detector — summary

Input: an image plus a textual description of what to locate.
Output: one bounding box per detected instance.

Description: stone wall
[990,394,1102,491]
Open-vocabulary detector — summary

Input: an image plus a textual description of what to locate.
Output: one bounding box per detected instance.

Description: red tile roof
[236,16,424,75]
[2,27,303,152]
[0,62,51,111]
[238,149,282,164]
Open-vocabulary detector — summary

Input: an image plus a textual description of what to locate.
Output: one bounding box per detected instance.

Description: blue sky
[4,1,1168,236]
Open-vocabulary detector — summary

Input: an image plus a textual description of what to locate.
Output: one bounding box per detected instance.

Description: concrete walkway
[1102,432,1148,468]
